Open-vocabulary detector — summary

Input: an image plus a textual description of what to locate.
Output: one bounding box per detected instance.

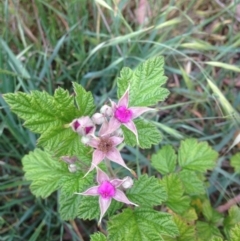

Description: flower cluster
[69,87,152,223]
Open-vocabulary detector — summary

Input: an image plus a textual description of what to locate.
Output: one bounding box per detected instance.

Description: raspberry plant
[4,57,240,240]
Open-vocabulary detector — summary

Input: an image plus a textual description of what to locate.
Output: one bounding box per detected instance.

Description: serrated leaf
[127,175,167,207]
[59,172,93,220]
[230,223,240,241]
[4,88,78,134]
[161,174,184,201]
[122,119,162,148]
[22,149,68,198]
[117,67,133,98]
[108,208,179,241]
[151,145,177,175]
[196,221,223,241]
[4,83,96,156]
[230,153,240,173]
[178,139,218,172]
[73,82,96,116]
[181,208,198,222]
[168,196,191,215]
[210,237,224,241]
[179,170,205,195]
[4,91,59,133]
[160,174,190,214]
[38,127,93,159]
[78,196,123,221]
[117,57,169,107]
[53,87,79,119]
[90,232,107,241]
[78,196,99,220]
[224,206,240,239]
[163,215,196,241]
[202,200,223,224]
[38,127,74,150]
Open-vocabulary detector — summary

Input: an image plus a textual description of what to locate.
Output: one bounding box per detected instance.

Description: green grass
[1,0,240,240]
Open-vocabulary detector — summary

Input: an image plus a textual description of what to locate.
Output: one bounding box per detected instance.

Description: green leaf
[4,83,96,156]
[196,221,223,241]
[181,208,198,222]
[163,215,196,241]
[117,56,169,107]
[117,67,133,98]
[59,172,94,220]
[38,127,74,151]
[127,175,167,207]
[230,223,240,241]
[4,91,59,133]
[230,153,240,173]
[4,88,78,134]
[178,139,218,172]
[38,125,93,159]
[78,196,99,220]
[160,174,190,214]
[224,206,240,239]
[151,145,177,175]
[122,119,162,148]
[73,82,96,116]
[53,87,79,120]
[90,232,107,241]
[22,149,68,198]
[202,200,223,224]
[108,208,179,241]
[179,170,205,195]
[210,237,224,241]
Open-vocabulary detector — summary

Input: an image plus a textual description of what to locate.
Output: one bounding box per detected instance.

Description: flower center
[98,137,113,153]
[85,126,93,134]
[114,106,133,123]
[73,120,80,130]
[98,181,116,199]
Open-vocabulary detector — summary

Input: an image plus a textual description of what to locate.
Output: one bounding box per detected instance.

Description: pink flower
[75,168,138,224]
[71,116,95,136]
[104,87,153,142]
[84,121,132,176]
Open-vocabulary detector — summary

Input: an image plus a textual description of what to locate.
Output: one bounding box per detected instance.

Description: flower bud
[71,116,95,136]
[71,119,81,132]
[81,135,91,145]
[122,176,134,189]
[68,164,77,173]
[92,113,105,125]
[100,105,113,117]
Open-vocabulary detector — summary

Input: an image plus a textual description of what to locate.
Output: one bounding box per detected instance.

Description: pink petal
[110,99,117,109]
[84,150,105,177]
[97,168,110,184]
[130,107,154,119]
[123,120,139,144]
[118,87,130,107]
[110,178,126,188]
[98,197,112,224]
[88,138,100,148]
[113,189,138,206]
[80,116,94,126]
[75,186,99,196]
[106,147,131,172]
[102,117,121,136]
[109,136,123,146]
[99,120,109,136]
